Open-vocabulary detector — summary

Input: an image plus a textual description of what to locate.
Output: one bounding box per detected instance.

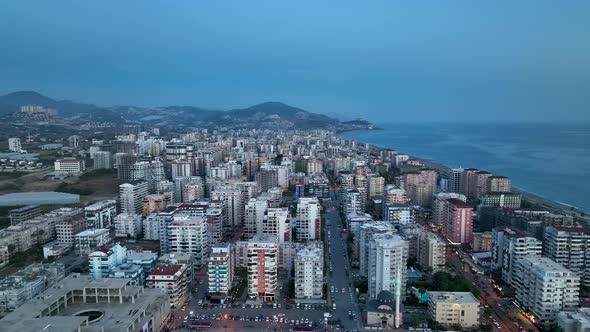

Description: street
[325,189,361,331]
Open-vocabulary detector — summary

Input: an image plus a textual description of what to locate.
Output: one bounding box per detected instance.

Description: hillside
[0,91,373,129]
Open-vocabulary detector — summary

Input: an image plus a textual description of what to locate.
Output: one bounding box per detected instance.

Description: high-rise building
[441,198,473,246]
[296,197,320,241]
[115,153,138,181]
[244,197,269,239]
[294,243,323,299]
[544,226,590,287]
[384,185,407,204]
[114,213,142,238]
[93,151,112,169]
[146,263,190,308]
[167,214,208,266]
[383,203,414,224]
[246,235,278,302]
[367,174,385,198]
[255,170,279,192]
[142,193,170,216]
[515,256,580,328]
[433,193,466,225]
[119,182,148,215]
[368,233,408,299]
[359,222,394,277]
[306,158,323,175]
[475,171,492,198]
[211,188,243,227]
[345,189,362,214]
[462,168,480,198]
[449,168,464,194]
[486,176,511,193]
[207,243,234,303]
[403,169,437,207]
[84,200,117,229]
[418,232,446,272]
[7,138,22,153]
[471,232,493,252]
[368,233,408,329]
[492,227,543,286]
[89,243,127,279]
[264,207,291,242]
[170,158,195,178]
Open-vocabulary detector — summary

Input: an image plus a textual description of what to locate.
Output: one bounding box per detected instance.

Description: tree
[410,315,420,328]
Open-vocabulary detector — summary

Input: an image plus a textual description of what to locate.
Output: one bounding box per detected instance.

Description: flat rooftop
[0,274,168,332]
[428,291,479,304]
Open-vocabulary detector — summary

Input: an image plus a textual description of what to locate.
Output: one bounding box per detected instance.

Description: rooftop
[428,291,479,304]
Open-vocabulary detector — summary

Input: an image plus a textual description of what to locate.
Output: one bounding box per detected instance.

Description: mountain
[0,91,97,115]
[0,91,372,129]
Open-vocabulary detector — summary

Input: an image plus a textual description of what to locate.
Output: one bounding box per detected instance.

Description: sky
[1,1,589,123]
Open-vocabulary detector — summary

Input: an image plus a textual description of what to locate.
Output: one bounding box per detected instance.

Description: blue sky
[1,1,589,122]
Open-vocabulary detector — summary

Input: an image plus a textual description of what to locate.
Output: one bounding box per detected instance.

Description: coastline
[336,129,588,216]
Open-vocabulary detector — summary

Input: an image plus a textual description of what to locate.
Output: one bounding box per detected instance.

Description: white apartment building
[359,222,394,277]
[84,200,117,229]
[8,138,22,153]
[296,197,320,241]
[383,203,414,224]
[428,292,480,328]
[74,228,111,255]
[294,244,323,300]
[418,232,446,272]
[515,256,580,328]
[244,197,268,239]
[207,243,234,303]
[167,214,208,266]
[368,233,409,300]
[55,216,86,246]
[54,158,85,174]
[265,208,291,243]
[246,235,278,302]
[119,182,148,215]
[146,264,190,308]
[544,225,590,287]
[492,227,542,286]
[345,189,362,214]
[114,213,142,238]
[88,243,127,279]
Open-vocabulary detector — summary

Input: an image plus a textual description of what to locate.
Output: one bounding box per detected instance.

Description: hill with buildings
[0,91,373,130]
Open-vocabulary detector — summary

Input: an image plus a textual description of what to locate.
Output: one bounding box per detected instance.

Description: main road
[325,189,361,332]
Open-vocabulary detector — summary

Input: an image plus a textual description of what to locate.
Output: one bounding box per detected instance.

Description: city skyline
[1,1,590,123]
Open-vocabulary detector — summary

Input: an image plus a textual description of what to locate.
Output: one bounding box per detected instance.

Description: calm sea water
[338,123,590,212]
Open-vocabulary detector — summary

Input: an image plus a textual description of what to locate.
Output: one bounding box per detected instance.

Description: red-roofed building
[146,263,189,308]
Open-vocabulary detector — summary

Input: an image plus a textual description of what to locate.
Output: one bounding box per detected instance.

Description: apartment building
[246,235,278,302]
[417,232,446,272]
[296,197,320,241]
[544,225,590,287]
[428,292,480,328]
[207,243,234,303]
[515,256,580,328]
[294,244,323,300]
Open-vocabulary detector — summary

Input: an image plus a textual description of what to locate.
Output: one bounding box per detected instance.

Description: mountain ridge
[0,91,373,130]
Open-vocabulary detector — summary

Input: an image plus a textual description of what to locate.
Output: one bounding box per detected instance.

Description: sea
[338,123,590,212]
